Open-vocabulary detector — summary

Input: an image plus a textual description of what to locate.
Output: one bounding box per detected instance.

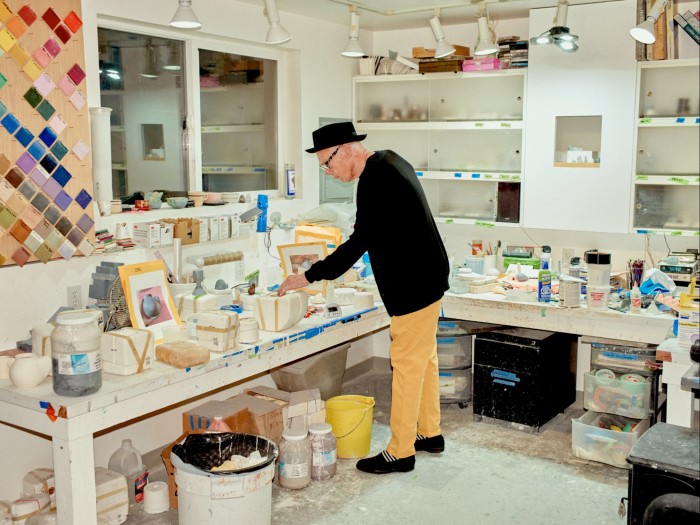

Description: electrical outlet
[67,285,82,309]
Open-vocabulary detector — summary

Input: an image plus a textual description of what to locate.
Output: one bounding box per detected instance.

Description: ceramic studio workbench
[0,305,390,525]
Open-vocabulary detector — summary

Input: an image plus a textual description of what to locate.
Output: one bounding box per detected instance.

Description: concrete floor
[126,368,632,524]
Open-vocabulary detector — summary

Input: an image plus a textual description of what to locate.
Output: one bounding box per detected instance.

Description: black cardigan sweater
[305,150,449,317]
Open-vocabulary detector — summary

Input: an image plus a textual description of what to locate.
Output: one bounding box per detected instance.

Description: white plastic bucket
[174,459,275,525]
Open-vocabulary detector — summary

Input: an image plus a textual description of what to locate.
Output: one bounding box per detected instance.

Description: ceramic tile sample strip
[0,0,93,267]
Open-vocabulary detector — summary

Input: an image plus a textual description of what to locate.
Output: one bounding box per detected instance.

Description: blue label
[471,173,481,178]
[491,369,519,382]
[416,171,423,176]
[600,351,636,361]
[493,378,516,387]
[438,337,456,344]
[453,172,462,178]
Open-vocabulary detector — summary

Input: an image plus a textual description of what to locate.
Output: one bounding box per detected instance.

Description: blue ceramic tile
[16,152,37,174]
[52,165,71,187]
[40,153,58,174]
[42,177,61,199]
[28,140,46,161]
[54,190,72,211]
[1,113,21,135]
[18,180,37,200]
[38,127,57,147]
[15,127,34,147]
[75,188,92,209]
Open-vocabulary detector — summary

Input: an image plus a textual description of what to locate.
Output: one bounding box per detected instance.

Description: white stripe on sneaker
[416,434,428,440]
[381,450,398,462]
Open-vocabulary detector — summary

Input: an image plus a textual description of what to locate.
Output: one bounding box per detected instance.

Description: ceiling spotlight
[341,6,364,57]
[264,0,291,45]
[169,0,201,30]
[630,0,668,44]
[140,40,160,79]
[429,9,455,59]
[163,42,181,72]
[474,15,498,56]
[529,0,579,53]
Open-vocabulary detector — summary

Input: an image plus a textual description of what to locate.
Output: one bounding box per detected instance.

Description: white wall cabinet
[522,1,638,234]
[353,71,526,226]
[632,59,699,236]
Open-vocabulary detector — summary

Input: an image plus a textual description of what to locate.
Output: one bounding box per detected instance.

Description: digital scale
[659,253,699,286]
[323,303,342,319]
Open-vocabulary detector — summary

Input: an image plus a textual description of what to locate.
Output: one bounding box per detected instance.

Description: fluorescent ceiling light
[170,0,201,30]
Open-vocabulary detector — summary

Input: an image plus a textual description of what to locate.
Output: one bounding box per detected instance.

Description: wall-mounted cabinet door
[522,0,637,233]
[632,59,699,236]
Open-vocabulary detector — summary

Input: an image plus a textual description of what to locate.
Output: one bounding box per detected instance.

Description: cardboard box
[224,394,285,444]
[161,432,187,509]
[677,293,700,349]
[462,57,502,71]
[413,45,470,58]
[288,388,324,418]
[208,217,220,241]
[182,400,248,433]
[197,218,209,242]
[218,216,229,239]
[419,59,464,73]
[162,218,200,245]
[132,222,161,248]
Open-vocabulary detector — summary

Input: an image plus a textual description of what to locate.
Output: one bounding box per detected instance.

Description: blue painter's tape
[272,337,284,345]
[494,378,516,387]
[416,171,423,176]
[696,117,700,124]
[40,401,50,409]
[491,369,519,382]
[453,172,462,178]
[471,173,481,178]
[185,367,191,372]
[636,230,648,234]
[189,415,195,429]
[676,117,685,123]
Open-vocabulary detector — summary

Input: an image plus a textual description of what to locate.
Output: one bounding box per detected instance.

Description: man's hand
[277,273,311,296]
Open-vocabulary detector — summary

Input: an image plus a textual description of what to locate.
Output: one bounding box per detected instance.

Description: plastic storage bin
[583,370,652,420]
[437,336,472,368]
[439,368,472,404]
[589,341,657,372]
[571,410,649,468]
[271,343,349,400]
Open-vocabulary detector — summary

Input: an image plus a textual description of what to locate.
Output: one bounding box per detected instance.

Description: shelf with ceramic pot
[201,124,264,133]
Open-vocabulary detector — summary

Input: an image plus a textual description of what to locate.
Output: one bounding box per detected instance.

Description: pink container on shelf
[199,76,220,88]
[462,57,502,71]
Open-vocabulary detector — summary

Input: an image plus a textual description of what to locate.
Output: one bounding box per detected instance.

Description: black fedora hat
[305,122,367,153]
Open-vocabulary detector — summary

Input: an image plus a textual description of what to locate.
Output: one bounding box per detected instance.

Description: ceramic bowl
[205,192,222,204]
[188,194,206,207]
[167,197,188,209]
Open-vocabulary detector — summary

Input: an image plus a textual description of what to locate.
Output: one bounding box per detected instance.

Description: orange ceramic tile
[63,11,82,33]
[5,16,26,38]
[0,2,12,23]
[9,218,31,243]
[11,245,32,267]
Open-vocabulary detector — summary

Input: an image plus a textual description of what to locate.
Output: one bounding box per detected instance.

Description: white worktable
[441,292,674,345]
[0,305,390,525]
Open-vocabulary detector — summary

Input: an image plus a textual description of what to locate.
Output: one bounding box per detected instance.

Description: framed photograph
[278,242,328,295]
[118,260,181,344]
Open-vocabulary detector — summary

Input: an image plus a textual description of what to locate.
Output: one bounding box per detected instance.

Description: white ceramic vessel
[9,354,51,388]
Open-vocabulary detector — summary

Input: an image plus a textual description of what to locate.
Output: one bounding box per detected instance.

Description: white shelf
[435,217,521,227]
[202,165,266,174]
[416,170,521,182]
[356,120,523,131]
[201,124,264,133]
[633,228,699,237]
[637,116,699,127]
[353,69,526,83]
[635,175,700,186]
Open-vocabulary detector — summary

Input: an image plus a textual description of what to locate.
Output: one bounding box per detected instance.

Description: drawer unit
[583,370,652,420]
[571,410,649,469]
[473,328,576,430]
[439,368,472,404]
[437,336,472,368]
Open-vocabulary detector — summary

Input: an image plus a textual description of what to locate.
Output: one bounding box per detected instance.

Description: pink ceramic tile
[49,114,67,135]
[57,75,75,96]
[67,64,85,85]
[72,139,90,161]
[34,72,55,97]
[19,205,42,229]
[33,47,51,67]
[11,246,32,267]
[43,37,61,58]
[69,90,85,110]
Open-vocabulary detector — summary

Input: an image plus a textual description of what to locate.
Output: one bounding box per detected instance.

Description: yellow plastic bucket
[325,395,375,458]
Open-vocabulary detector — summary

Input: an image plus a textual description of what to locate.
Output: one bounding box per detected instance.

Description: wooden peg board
[0,0,94,267]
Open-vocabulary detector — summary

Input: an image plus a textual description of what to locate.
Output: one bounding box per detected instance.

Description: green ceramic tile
[44,229,63,249]
[37,99,56,120]
[51,141,68,160]
[23,87,43,108]
[0,71,7,89]
[0,204,18,229]
[35,243,54,263]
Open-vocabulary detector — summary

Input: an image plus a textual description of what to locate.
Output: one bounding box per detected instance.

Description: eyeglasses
[320,146,341,172]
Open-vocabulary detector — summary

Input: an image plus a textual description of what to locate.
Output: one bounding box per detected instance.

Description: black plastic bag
[172,432,278,474]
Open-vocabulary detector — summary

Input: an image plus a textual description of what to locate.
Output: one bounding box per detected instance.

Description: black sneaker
[356,451,415,474]
[414,434,445,453]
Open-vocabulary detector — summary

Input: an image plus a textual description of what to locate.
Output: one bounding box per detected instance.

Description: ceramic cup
[0,355,14,379]
[238,318,259,344]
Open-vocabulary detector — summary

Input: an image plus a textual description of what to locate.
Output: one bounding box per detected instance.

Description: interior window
[199,49,278,192]
[98,28,187,200]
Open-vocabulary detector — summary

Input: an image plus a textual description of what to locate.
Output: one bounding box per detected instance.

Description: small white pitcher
[8,354,51,388]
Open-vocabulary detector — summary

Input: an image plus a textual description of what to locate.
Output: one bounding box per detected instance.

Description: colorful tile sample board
[0,0,93,267]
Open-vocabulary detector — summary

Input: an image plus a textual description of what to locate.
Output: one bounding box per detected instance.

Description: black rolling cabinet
[473,328,577,431]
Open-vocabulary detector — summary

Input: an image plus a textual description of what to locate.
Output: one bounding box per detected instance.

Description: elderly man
[277,122,450,474]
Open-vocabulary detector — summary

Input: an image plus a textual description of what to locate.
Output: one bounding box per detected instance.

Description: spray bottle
[256,194,268,233]
[538,246,552,303]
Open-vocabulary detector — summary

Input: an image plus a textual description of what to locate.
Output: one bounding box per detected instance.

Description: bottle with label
[108,439,148,505]
[51,311,102,396]
[630,284,642,313]
[538,246,552,303]
[278,428,311,489]
[308,422,337,481]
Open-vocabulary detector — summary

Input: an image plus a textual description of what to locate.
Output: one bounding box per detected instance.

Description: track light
[529,0,579,53]
[169,0,201,30]
[474,16,498,56]
[341,6,364,57]
[429,10,455,59]
[140,40,160,79]
[264,0,291,45]
[630,0,668,44]
[163,42,181,72]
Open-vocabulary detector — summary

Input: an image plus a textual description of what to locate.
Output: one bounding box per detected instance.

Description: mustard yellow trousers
[386,299,442,458]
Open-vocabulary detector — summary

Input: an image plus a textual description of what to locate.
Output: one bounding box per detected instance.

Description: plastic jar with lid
[51,311,102,396]
[308,422,337,481]
[278,427,311,489]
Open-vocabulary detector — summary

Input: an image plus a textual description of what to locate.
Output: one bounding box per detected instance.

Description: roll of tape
[595,368,616,383]
[621,373,644,384]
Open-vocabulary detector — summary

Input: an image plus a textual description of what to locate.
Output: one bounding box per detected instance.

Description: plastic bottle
[51,311,102,396]
[630,284,642,313]
[278,428,311,489]
[207,416,232,433]
[308,422,337,481]
[538,246,552,303]
[108,439,148,505]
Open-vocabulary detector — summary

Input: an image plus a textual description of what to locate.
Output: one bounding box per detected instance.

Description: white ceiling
[242,0,623,31]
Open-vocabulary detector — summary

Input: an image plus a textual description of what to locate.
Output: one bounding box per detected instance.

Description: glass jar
[51,311,102,396]
[309,422,337,481]
[278,428,311,489]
